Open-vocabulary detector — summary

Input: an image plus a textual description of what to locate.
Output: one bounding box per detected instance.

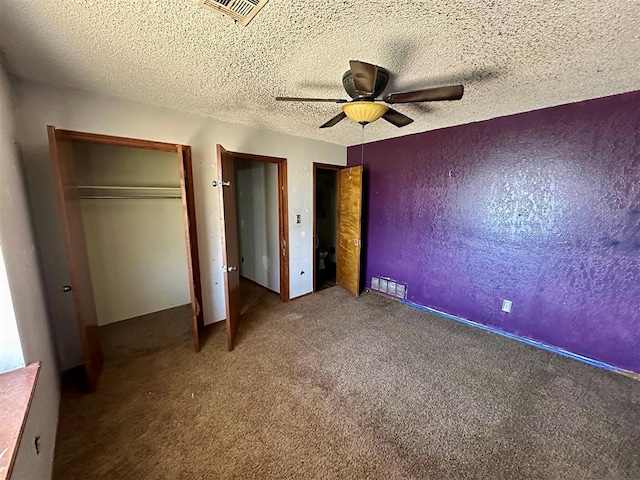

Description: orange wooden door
[216,145,242,351]
[48,126,103,391]
[177,145,205,352]
[336,165,363,296]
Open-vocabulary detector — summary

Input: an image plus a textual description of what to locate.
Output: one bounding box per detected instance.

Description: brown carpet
[54,285,640,479]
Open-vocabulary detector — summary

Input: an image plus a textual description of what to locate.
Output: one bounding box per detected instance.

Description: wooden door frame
[50,127,205,351]
[312,163,342,293]
[228,151,289,302]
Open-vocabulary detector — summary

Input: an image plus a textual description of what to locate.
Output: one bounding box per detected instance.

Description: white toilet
[318,248,328,270]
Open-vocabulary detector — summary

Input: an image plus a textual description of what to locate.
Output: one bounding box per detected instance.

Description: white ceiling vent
[198,0,269,27]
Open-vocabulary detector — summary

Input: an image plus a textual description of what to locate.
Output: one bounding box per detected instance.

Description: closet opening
[233,156,282,313]
[313,163,340,292]
[48,127,204,391]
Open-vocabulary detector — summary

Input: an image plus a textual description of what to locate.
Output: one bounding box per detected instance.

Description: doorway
[216,146,289,352]
[313,164,340,292]
[234,157,281,313]
[312,163,364,296]
[48,127,204,391]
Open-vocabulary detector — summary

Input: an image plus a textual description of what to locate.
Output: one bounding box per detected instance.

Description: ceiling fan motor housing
[275,61,463,129]
[342,68,390,99]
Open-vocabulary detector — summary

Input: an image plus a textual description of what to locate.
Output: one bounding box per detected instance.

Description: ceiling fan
[276,60,464,129]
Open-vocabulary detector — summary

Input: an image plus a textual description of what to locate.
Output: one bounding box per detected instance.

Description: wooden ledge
[0,362,40,480]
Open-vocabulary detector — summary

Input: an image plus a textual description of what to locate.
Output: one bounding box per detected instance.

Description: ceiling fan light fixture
[342,102,388,125]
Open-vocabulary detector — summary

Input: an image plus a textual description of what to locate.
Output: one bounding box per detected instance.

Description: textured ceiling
[1,1,639,146]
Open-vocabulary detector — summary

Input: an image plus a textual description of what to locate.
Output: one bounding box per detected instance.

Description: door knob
[63,285,72,292]
[222,266,238,272]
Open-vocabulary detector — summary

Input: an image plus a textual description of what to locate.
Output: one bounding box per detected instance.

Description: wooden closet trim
[56,129,179,152]
[50,127,205,352]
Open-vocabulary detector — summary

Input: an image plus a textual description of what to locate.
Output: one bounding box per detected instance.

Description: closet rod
[76,185,182,199]
[79,195,182,199]
[76,185,181,191]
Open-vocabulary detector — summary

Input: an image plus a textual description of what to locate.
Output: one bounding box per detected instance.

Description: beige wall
[75,143,191,326]
[0,68,59,479]
[14,79,346,370]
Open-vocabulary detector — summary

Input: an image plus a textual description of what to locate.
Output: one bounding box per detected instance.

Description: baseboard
[240,275,280,295]
[203,319,225,333]
[367,290,639,380]
[290,291,314,300]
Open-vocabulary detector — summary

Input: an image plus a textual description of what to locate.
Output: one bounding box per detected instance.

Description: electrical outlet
[296,214,301,224]
[502,299,512,313]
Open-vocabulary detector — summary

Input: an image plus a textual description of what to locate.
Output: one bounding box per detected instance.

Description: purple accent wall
[348,91,640,373]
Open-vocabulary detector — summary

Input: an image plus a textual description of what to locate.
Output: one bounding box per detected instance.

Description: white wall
[75,143,191,325]
[0,67,59,479]
[235,159,279,292]
[265,162,279,290]
[14,80,346,370]
[0,243,24,373]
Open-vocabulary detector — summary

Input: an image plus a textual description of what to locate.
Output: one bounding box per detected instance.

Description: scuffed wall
[14,80,345,369]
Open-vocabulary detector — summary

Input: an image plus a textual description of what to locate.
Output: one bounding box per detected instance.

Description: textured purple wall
[348,91,640,373]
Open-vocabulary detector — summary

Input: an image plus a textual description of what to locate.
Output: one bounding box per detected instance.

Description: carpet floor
[54,285,640,479]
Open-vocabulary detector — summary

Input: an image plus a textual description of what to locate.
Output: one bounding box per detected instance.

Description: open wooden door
[216,145,242,351]
[336,165,364,296]
[48,126,103,391]
[178,145,205,352]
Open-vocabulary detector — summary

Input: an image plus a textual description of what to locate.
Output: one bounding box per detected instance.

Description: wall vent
[387,281,397,297]
[371,276,407,300]
[198,0,269,26]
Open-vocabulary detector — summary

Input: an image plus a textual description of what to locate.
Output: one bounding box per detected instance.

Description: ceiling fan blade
[349,60,378,95]
[276,97,347,103]
[384,85,464,104]
[319,112,347,128]
[382,108,414,127]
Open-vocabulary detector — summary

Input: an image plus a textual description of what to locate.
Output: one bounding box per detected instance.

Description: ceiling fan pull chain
[361,125,365,168]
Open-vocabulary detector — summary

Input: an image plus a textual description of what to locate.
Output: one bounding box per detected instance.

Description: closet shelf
[77,185,182,199]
